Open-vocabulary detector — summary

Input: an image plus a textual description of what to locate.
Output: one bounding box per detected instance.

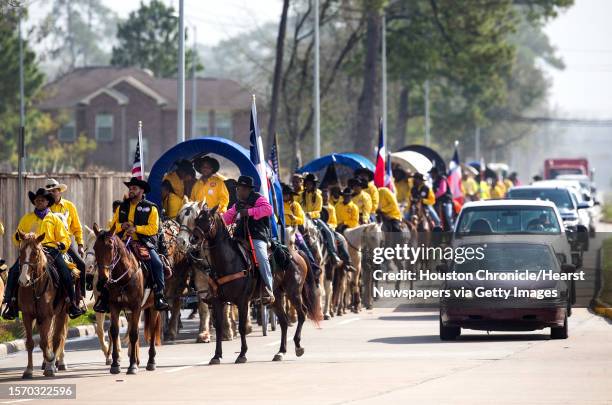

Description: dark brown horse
[92,224,161,375]
[193,206,321,364]
[16,232,70,378]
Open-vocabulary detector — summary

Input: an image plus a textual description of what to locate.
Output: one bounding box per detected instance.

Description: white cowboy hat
[44,178,68,193]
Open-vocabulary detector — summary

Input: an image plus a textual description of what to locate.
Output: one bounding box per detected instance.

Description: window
[129,137,149,168]
[195,111,210,136]
[215,111,233,138]
[58,117,76,142]
[95,113,114,141]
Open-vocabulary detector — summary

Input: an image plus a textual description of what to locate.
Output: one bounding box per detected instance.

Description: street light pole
[424,79,430,146]
[177,0,185,144]
[313,0,321,158]
[381,13,387,147]
[475,126,481,161]
[190,25,197,139]
[18,9,25,220]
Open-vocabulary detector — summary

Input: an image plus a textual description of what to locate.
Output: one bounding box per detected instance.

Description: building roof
[38,66,252,111]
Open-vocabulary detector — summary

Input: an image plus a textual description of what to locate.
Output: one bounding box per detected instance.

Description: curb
[593,299,612,320]
[0,316,128,359]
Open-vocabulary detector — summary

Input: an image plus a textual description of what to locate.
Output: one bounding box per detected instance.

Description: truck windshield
[455,244,556,273]
[456,206,561,234]
[507,188,574,210]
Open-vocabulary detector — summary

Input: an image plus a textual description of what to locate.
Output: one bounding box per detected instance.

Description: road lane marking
[338,317,360,325]
[265,340,281,347]
[1,400,34,404]
[165,360,208,373]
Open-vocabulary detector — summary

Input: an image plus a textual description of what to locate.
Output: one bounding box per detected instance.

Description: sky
[25,0,612,119]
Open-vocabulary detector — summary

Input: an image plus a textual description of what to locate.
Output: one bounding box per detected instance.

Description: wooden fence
[0,172,132,263]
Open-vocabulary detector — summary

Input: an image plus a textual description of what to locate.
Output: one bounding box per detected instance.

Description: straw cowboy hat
[44,178,68,193]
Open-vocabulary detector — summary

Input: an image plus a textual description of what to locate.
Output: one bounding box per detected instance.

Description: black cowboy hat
[303,173,318,184]
[28,188,54,206]
[291,172,304,180]
[357,177,369,188]
[355,167,374,181]
[341,187,353,196]
[347,178,359,188]
[124,177,151,193]
[413,172,425,181]
[281,183,298,196]
[236,175,255,188]
[194,155,220,173]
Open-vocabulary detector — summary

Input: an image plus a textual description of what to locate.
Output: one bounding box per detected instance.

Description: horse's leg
[95,311,111,365]
[127,309,140,374]
[109,307,121,374]
[53,313,69,371]
[323,262,332,320]
[235,300,248,364]
[290,290,306,358]
[222,303,234,341]
[196,299,210,343]
[209,300,224,365]
[146,309,159,371]
[272,289,288,362]
[39,315,56,377]
[22,313,35,379]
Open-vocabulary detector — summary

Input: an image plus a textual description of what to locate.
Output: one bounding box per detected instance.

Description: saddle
[206,238,256,298]
[270,240,292,271]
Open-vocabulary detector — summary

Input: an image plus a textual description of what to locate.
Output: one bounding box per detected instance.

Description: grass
[0,309,96,344]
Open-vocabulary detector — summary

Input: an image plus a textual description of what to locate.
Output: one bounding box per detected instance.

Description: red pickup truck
[544,158,589,180]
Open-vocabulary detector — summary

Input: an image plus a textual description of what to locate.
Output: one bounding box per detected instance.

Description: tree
[111,0,202,78]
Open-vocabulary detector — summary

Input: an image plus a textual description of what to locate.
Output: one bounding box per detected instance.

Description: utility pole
[313,0,321,158]
[424,80,430,146]
[17,9,25,220]
[381,13,387,147]
[475,126,481,161]
[177,0,185,143]
[190,26,197,139]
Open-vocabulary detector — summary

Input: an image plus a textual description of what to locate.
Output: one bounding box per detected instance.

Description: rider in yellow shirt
[163,159,196,199]
[461,172,479,202]
[161,180,184,219]
[336,188,360,232]
[283,185,305,227]
[320,187,338,230]
[190,156,229,212]
[2,188,85,320]
[355,168,379,221]
[291,173,304,203]
[377,186,402,231]
[349,178,372,224]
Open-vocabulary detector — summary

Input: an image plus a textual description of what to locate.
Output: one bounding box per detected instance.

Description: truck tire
[550,315,568,339]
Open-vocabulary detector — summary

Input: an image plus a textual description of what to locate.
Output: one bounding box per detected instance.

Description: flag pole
[138,120,144,176]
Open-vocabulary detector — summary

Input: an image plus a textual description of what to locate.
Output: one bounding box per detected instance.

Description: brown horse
[193,206,321,364]
[16,231,70,379]
[92,224,161,375]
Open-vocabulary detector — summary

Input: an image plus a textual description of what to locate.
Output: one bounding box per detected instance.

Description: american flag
[268,132,280,175]
[132,121,144,179]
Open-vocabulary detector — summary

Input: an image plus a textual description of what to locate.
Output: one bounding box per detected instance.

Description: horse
[193,206,321,364]
[92,224,161,375]
[15,231,70,379]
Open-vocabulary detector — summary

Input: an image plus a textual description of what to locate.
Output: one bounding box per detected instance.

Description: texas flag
[374,118,393,190]
[448,141,463,205]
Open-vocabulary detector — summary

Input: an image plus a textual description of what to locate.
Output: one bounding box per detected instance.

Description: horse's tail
[298,251,323,327]
[143,307,162,346]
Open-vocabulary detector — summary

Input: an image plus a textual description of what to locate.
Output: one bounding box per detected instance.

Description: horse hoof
[295,347,305,357]
[22,371,33,379]
[146,363,156,371]
[209,358,221,365]
[196,335,210,343]
[57,363,67,371]
[105,358,112,366]
[245,325,253,335]
[235,356,247,364]
[272,353,284,362]
[43,369,55,377]
[164,334,175,342]
[127,366,138,375]
[41,362,45,370]
[324,314,330,320]
[110,365,121,374]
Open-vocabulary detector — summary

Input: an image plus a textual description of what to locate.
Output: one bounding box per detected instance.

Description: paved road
[0,222,610,404]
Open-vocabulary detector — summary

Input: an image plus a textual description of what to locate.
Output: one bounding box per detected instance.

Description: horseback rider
[45,178,87,300]
[377,186,402,233]
[393,167,413,209]
[355,168,379,222]
[461,171,479,202]
[335,188,360,234]
[163,159,196,199]
[349,178,372,224]
[302,173,341,265]
[161,180,183,220]
[410,173,441,227]
[2,188,86,320]
[94,177,169,313]
[221,175,275,304]
[190,156,229,212]
[429,167,454,230]
[321,186,355,272]
[291,173,304,202]
[329,185,341,206]
[0,220,6,272]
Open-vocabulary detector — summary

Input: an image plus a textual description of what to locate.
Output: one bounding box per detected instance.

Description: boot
[154,291,169,311]
[262,286,275,305]
[1,300,18,320]
[68,301,86,319]
[93,288,110,313]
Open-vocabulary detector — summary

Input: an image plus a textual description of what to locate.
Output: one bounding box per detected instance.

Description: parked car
[439,241,575,340]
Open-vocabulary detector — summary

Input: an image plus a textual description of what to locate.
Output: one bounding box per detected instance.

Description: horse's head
[92,223,119,280]
[194,205,221,241]
[83,225,97,274]
[16,231,47,287]
[175,201,202,251]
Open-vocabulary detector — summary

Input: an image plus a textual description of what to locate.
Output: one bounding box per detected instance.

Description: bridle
[19,243,48,288]
[98,234,130,286]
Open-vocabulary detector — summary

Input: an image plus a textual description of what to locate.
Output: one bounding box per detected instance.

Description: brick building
[38,66,255,170]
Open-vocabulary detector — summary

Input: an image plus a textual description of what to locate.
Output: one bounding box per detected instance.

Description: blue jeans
[148,249,165,294]
[424,205,441,227]
[253,239,273,291]
[440,202,454,230]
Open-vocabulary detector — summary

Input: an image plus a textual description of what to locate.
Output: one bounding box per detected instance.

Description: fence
[0,172,132,263]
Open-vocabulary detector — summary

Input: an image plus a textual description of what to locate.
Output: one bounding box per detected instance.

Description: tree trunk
[394,85,409,150]
[354,6,381,158]
[267,0,290,149]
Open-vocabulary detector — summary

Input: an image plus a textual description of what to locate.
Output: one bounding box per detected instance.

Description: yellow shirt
[366,182,379,211]
[111,201,160,240]
[163,171,185,199]
[336,201,359,229]
[504,179,514,192]
[292,188,304,203]
[13,212,71,253]
[492,182,506,199]
[408,185,435,208]
[479,181,491,200]
[50,198,83,246]
[378,187,401,221]
[352,190,372,222]
[162,192,183,219]
[322,204,337,229]
[283,200,305,227]
[462,177,479,197]
[190,173,229,213]
[395,178,413,205]
[302,189,323,219]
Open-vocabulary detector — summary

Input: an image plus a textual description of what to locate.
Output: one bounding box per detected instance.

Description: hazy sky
[27,0,612,119]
